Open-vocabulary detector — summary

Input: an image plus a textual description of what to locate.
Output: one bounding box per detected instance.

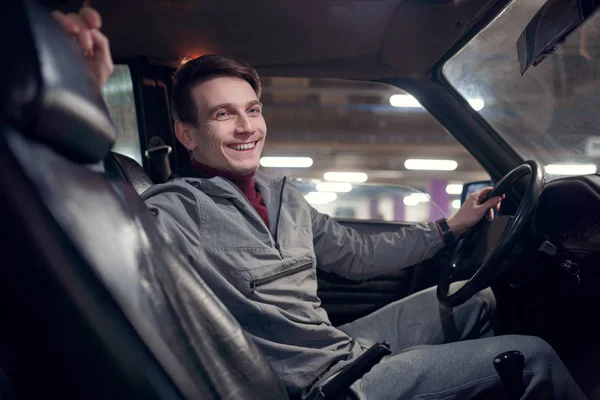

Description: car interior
[2,0,600,399]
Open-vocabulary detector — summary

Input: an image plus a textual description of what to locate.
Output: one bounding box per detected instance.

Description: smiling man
[172,62,267,175]
[53,7,587,400]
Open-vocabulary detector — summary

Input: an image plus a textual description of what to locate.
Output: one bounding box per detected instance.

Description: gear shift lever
[493,350,525,399]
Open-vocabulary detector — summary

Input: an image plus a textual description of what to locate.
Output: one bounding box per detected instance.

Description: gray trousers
[337,283,586,400]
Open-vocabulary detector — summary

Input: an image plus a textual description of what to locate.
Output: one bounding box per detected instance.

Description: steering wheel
[436,160,544,307]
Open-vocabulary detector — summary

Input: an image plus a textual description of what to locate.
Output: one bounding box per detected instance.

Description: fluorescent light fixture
[403,196,420,206]
[409,193,430,203]
[544,164,597,175]
[390,94,484,111]
[304,191,337,205]
[452,200,462,209]
[323,172,368,183]
[389,94,422,108]
[404,159,458,171]
[468,98,485,111]
[260,156,313,168]
[316,182,353,193]
[403,193,430,206]
[446,184,463,195]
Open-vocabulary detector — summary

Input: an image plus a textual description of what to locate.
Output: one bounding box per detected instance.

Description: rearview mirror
[517,0,600,76]
[461,180,493,205]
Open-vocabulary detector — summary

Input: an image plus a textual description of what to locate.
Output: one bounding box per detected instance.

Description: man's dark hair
[171,54,262,126]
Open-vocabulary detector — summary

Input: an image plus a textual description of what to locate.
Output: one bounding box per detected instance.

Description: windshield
[444,0,600,180]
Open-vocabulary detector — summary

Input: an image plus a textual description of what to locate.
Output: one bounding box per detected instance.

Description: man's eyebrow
[207,100,263,115]
[207,102,234,115]
[248,100,263,108]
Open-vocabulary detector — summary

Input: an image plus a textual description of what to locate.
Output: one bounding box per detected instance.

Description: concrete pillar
[393,196,405,221]
[369,198,381,219]
[428,179,450,221]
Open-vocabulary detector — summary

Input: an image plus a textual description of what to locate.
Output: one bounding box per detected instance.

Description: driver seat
[0,1,288,399]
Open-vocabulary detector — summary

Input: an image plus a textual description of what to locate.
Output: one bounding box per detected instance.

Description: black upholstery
[1,130,194,399]
[0,1,289,399]
[1,0,114,163]
[105,151,154,195]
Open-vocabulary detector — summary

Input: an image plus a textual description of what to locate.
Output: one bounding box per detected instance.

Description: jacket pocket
[250,262,312,294]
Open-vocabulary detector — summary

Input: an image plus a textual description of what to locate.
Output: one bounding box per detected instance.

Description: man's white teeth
[231,142,256,151]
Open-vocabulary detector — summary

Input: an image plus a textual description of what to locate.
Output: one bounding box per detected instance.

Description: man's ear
[174,120,197,151]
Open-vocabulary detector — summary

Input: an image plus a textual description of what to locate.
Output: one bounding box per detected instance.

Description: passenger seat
[0,1,289,399]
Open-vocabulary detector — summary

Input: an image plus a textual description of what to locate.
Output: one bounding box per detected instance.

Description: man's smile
[227,140,259,152]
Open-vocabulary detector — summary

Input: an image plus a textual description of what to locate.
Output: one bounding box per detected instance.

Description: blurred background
[257,77,489,222]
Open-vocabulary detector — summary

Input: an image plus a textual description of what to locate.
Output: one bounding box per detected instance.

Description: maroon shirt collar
[190,159,271,231]
[191,159,257,199]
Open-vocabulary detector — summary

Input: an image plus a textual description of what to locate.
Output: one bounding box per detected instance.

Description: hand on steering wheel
[437,160,544,307]
[447,187,506,237]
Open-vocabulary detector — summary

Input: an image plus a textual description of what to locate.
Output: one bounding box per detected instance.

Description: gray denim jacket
[142,170,444,397]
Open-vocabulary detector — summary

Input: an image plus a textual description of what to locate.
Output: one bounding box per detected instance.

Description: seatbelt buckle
[302,342,391,400]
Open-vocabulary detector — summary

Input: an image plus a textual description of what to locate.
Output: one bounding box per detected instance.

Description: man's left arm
[311,208,445,280]
[311,187,503,280]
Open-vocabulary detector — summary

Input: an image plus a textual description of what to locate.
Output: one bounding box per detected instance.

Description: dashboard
[529,174,600,297]
[534,174,600,255]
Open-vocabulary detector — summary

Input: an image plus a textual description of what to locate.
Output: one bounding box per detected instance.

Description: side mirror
[461,180,493,205]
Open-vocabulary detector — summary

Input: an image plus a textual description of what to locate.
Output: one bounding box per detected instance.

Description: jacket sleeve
[310,206,445,280]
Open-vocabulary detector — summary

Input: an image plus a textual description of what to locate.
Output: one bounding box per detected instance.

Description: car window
[443,0,600,181]
[101,64,143,165]
[258,77,489,222]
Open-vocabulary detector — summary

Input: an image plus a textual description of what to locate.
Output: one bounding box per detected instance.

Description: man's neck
[191,158,256,183]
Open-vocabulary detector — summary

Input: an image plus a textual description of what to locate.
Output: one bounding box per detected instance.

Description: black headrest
[0,0,116,164]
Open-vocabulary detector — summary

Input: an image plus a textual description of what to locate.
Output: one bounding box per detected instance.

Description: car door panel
[317,219,447,326]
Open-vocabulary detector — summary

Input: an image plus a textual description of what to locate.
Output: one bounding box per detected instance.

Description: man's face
[183,76,266,175]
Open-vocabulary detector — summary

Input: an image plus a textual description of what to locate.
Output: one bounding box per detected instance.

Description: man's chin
[229,163,259,176]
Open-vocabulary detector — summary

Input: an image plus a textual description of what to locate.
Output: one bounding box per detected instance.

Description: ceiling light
[260,157,313,168]
[452,200,462,209]
[304,191,337,205]
[544,164,597,175]
[403,196,421,206]
[323,172,368,183]
[389,94,422,108]
[316,182,353,193]
[446,184,463,195]
[408,193,430,203]
[468,98,485,111]
[390,94,485,111]
[404,159,458,171]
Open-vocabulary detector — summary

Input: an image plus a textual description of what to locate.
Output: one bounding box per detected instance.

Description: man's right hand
[51,7,114,91]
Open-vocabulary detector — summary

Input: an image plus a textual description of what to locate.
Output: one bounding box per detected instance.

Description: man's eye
[216,111,229,118]
[248,108,261,114]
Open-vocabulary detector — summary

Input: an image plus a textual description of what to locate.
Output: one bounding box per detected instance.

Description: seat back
[0,1,288,399]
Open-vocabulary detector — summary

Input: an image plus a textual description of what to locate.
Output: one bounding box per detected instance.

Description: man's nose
[235,113,254,134]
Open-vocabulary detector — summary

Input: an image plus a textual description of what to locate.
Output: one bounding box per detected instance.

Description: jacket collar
[169,169,285,235]
[171,168,279,190]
